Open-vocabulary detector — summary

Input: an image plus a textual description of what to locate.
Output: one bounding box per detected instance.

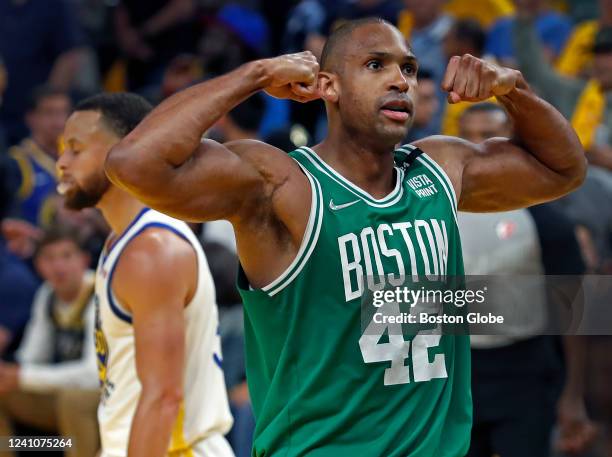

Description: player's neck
[97,186,147,236]
[316,130,397,199]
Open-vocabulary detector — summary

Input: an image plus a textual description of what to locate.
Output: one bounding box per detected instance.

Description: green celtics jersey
[238,144,472,457]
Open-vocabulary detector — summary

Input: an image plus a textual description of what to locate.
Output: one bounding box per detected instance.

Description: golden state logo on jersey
[94,295,109,387]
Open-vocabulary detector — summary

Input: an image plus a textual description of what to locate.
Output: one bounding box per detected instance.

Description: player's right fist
[263,52,320,103]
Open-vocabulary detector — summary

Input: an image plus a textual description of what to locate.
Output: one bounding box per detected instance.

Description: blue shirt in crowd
[486,12,573,62]
[0,238,39,361]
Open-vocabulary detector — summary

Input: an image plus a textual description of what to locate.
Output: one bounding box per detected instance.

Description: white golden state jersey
[94,208,234,457]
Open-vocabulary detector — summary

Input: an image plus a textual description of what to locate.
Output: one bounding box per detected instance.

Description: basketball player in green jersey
[105,18,585,457]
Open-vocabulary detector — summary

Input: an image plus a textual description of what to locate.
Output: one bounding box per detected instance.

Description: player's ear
[317,71,339,103]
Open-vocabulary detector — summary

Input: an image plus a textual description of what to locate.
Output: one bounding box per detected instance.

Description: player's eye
[402,64,416,75]
[366,60,383,70]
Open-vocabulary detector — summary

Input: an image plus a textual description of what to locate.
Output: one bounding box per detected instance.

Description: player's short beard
[63,176,110,210]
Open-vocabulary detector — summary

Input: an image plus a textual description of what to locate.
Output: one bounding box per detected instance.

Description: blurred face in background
[459,107,512,143]
[26,95,71,152]
[403,0,445,28]
[414,77,439,127]
[593,52,612,91]
[35,239,89,295]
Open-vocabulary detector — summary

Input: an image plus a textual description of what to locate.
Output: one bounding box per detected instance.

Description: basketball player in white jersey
[56,93,234,457]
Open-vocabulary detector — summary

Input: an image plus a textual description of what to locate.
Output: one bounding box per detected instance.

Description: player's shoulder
[413,135,476,165]
[115,227,196,284]
[412,135,477,196]
[223,139,305,185]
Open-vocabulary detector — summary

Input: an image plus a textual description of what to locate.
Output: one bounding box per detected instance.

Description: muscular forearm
[497,75,586,188]
[128,390,182,457]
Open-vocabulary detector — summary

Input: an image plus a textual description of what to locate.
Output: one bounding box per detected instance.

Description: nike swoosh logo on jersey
[329,199,360,211]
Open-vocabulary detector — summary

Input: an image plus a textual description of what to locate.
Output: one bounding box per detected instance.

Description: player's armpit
[111,228,194,457]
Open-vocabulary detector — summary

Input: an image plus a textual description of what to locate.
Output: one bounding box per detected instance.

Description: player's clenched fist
[442,54,522,104]
[263,51,320,103]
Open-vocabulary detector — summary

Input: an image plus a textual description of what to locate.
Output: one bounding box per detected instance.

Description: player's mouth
[380,99,412,122]
[57,178,74,195]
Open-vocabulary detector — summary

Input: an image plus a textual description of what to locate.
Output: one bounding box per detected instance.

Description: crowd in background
[1,0,612,456]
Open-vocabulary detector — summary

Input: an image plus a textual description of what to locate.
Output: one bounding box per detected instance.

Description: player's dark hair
[451,19,486,56]
[26,85,69,113]
[74,92,153,138]
[228,95,265,132]
[34,225,86,259]
[320,17,394,72]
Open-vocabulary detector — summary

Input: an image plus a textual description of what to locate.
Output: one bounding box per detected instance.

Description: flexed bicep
[106,138,291,222]
[460,137,579,211]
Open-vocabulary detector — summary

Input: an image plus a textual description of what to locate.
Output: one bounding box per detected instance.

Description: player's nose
[388,65,409,93]
[56,148,71,173]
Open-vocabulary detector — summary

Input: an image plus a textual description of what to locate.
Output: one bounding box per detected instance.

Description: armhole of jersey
[415,152,458,222]
[106,222,196,324]
[255,163,324,297]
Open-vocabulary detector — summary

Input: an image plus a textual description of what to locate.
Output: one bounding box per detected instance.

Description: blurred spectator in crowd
[458,103,512,143]
[514,4,612,274]
[0,225,100,457]
[445,0,514,29]
[198,4,290,139]
[326,0,402,32]
[486,0,573,68]
[556,0,612,78]
[444,18,488,59]
[458,103,597,457]
[405,69,440,142]
[203,241,253,457]
[213,94,265,143]
[0,156,39,363]
[114,0,198,92]
[441,19,490,136]
[564,0,600,23]
[140,53,204,104]
[513,5,612,156]
[549,166,612,273]
[399,0,454,134]
[282,0,328,56]
[0,0,85,145]
[198,3,269,77]
[7,86,70,228]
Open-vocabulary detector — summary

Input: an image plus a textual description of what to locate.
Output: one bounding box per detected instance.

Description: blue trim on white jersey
[102,207,150,267]
[105,221,193,325]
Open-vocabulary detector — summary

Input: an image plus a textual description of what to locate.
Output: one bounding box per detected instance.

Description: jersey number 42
[359,300,448,385]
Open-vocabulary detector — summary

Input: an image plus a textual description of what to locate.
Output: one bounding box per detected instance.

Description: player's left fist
[441,54,521,104]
